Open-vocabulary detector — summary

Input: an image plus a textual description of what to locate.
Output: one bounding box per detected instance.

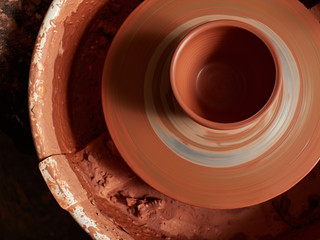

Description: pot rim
[170,19,283,130]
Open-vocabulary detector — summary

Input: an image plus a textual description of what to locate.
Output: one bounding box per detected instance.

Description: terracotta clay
[102,0,320,209]
[29,0,320,239]
[171,20,280,129]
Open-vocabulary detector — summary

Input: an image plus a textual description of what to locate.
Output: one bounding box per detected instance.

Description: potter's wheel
[102,0,320,209]
[29,0,320,239]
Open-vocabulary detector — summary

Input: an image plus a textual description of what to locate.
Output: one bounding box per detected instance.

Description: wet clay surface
[65,0,144,151]
[49,0,143,154]
[63,0,320,239]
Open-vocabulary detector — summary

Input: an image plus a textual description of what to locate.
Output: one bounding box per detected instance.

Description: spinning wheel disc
[102,0,320,209]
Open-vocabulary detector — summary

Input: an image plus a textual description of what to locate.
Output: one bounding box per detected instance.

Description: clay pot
[170,20,281,129]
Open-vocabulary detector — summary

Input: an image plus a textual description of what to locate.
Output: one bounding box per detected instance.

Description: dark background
[0,0,318,239]
[0,0,91,239]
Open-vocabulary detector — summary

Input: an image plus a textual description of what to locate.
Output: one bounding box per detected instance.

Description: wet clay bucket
[29,0,320,239]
